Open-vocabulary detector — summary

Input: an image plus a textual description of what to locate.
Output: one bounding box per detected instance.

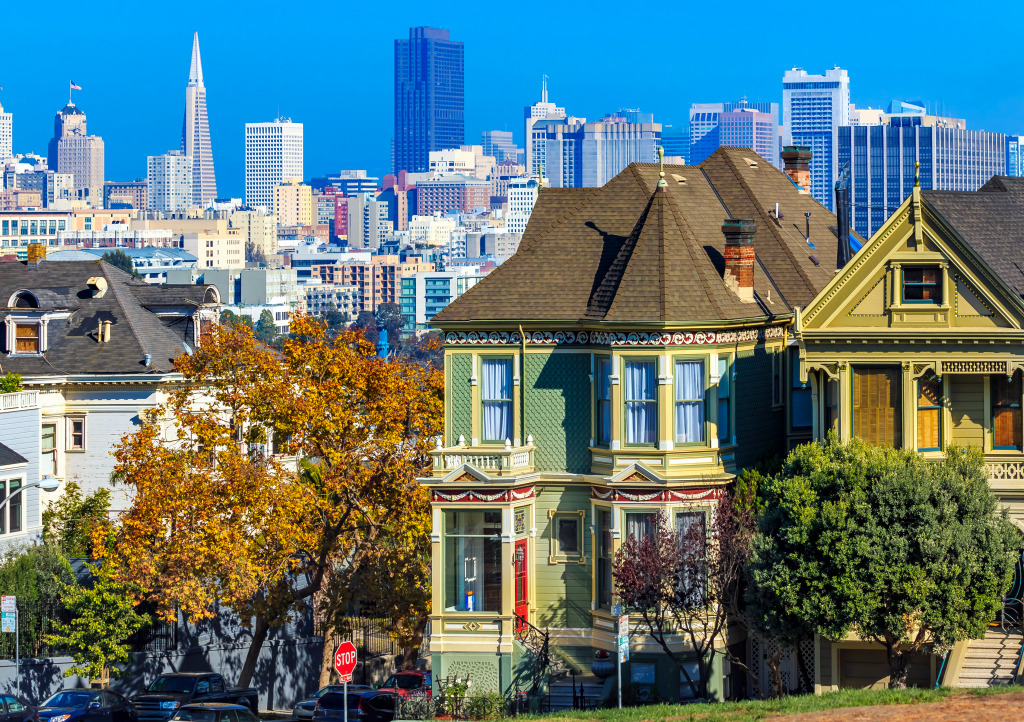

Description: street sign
[1,596,15,613]
[618,615,629,663]
[1,613,14,633]
[334,641,358,683]
[611,604,622,616]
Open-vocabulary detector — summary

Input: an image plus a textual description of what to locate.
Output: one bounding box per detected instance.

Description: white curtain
[625,361,656,443]
[675,361,705,443]
[481,359,511,442]
[676,512,706,605]
[626,513,656,542]
[455,537,484,611]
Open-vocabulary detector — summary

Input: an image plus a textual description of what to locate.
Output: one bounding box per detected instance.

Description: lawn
[530,685,1024,721]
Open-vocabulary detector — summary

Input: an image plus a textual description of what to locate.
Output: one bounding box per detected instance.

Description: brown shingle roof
[434,148,848,326]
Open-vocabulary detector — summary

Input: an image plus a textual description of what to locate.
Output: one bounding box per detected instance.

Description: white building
[524,77,566,178]
[505,178,538,236]
[0,100,11,160]
[147,150,194,212]
[347,193,392,250]
[302,282,359,319]
[182,230,244,269]
[782,66,850,209]
[57,225,178,249]
[408,214,457,246]
[401,268,485,330]
[245,118,303,210]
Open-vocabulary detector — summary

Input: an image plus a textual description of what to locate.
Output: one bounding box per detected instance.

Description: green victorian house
[796,174,1024,691]
[420,147,850,703]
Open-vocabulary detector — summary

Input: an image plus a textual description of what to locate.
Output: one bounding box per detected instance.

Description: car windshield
[384,676,419,689]
[171,712,216,722]
[148,677,196,694]
[312,687,344,699]
[43,692,93,709]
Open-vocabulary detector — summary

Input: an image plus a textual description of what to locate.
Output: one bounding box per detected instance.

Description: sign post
[334,641,358,722]
[617,614,629,709]
[2,596,16,695]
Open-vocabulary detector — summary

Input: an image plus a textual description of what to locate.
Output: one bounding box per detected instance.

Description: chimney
[781,145,812,194]
[722,218,756,303]
[102,321,111,343]
[26,243,47,264]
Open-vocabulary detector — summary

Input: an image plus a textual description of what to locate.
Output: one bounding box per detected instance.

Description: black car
[38,689,136,722]
[294,687,372,719]
[353,692,396,722]
[169,703,257,722]
[0,695,38,722]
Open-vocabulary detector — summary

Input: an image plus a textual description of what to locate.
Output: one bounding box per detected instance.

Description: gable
[800,192,1024,335]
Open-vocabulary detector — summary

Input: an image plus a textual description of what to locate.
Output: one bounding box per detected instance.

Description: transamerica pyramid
[181,32,217,207]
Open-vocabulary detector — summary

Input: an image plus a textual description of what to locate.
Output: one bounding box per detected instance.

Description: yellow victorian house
[797,172,1024,690]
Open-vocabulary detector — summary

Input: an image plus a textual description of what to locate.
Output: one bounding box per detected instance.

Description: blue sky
[2,0,1021,198]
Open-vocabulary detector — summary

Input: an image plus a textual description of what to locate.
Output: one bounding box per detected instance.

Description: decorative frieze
[590,486,723,503]
[431,486,536,503]
[444,325,787,347]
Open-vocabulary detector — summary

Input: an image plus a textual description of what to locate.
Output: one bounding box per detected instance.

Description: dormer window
[14,324,40,354]
[902,267,942,303]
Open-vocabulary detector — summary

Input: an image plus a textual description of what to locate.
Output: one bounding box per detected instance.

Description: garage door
[838,648,931,690]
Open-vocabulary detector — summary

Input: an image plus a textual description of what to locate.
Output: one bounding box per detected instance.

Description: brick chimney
[26,243,47,264]
[781,145,812,194]
[722,218,756,303]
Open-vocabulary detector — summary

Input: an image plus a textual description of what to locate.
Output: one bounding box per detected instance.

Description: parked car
[351,692,396,722]
[293,687,371,719]
[38,689,136,722]
[132,674,258,722]
[0,695,37,722]
[377,672,432,698]
[170,703,257,722]
[312,692,396,722]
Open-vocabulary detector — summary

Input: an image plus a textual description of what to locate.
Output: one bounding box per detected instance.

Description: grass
[527,685,1024,721]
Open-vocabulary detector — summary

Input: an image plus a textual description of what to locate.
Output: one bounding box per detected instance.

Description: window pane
[717,357,730,442]
[597,510,612,608]
[14,324,39,353]
[674,361,704,443]
[853,367,902,447]
[625,513,656,542]
[903,266,942,302]
[597,358,611,445]
[916,377,942,451]
[625,361,656,444]
[9,480,20,533]
[481,359,512,442]
[444,536,502,612]
[557,518,579,554]
[993,374,1022,450]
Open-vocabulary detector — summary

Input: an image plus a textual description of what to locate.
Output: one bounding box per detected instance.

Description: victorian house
[420,147,851,702]
[0,245,220,542]
[797,174,1024,690]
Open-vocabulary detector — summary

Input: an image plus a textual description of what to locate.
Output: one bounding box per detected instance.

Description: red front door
[514,539,529,630]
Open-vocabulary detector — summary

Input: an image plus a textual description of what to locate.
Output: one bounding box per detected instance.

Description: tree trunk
[399,615,429,670]
[237,614,270,689]
[319,633,337,687]
[886,638,910,690]
[767,648,785,699]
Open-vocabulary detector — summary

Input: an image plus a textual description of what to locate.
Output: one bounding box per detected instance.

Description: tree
[255,309,278,345]
[375,302,405,346]
[0,543,71,657]
[42,480,112,559]
[324,304,348,335]
[0,373,22,393]
[101,315,443,687]
[613,491,756,700]
[749,436,1020,689]
[245,241,267,266]
[220,310,254,331]
[351,310,376,329]
[102,250,140,279]
[44,562,150,683]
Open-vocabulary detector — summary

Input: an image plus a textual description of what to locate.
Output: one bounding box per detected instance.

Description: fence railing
[329,616,400,660]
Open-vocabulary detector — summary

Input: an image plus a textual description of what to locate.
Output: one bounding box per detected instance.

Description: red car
[377,671,432,698]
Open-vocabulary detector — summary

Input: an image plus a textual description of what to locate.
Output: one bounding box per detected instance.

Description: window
[480,358,512,443]
[717,357,731,443]
[679,662,703,700]
[0,480,22,534]
[444,510,502,612]
[771,351,785,407]
[597,509,612,609]
[992,374,1022,451]
[68,418,85,450]
[902,267,942,303]
[42,424,57,476]
[791,351,812,429]
[853,367,902,448]
[14,323,40,354]
[624,360,656,444]
[630,662,656,701]
[674,360,705,443]
[550,512,583,560]
[625,512,657,543]
[5,697,25,713]
[596,357,612,445]
[676,512,706,605]
[916,375,942,452]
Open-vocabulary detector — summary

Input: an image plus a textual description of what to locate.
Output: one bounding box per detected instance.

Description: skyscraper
[0,98,11,160]
[245,118,303,209]
[1007,135,1024,177]
[393,27,464,174]
[147,150,193,212]
[538,115,661,188]
[481,130,520,163]
[687,100,779,167]
[524,76,566,177]
[182,32,217,207]
[782,67,850,208]
[47,102,104,204]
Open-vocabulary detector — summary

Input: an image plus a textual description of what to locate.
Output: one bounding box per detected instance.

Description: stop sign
[335,641,358,682]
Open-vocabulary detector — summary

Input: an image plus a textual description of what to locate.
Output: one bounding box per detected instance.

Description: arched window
[8,291,38,309]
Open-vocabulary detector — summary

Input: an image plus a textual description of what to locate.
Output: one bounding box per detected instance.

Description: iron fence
[329,616,399,660]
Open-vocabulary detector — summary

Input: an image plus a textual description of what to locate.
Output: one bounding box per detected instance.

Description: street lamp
[0,476,61,514]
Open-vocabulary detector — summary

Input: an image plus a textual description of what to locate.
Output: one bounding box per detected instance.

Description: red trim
[590,486,723,503]
[431,486,535,503]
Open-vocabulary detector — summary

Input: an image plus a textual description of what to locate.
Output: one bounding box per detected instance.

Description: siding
[448,353,473,446]
[0,404,42,546]
[735,345,785,468]
[949,376,985,449]
[533,485,592,628]
[524,352,590,474]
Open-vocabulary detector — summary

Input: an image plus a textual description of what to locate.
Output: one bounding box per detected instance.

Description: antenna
[542,74,549,104]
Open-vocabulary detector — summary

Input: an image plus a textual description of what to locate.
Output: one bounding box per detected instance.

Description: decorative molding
[444,326,788,347]
[590,486,723,503]
[431,486,535,503]
[939,360,1007,375]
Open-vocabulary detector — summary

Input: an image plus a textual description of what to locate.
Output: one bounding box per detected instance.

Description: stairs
[957,629,1022,688]
[547,675,604,712]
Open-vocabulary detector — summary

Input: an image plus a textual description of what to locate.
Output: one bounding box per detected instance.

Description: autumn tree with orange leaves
[102,315,443,687]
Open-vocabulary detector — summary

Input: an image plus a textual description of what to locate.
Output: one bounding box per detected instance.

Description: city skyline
[0,0,1021,197]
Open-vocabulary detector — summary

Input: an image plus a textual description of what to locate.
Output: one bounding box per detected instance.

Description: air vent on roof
[809,255,820,266]
[671,174,686,185]
[743,157,758,169]
[87,277,108,298]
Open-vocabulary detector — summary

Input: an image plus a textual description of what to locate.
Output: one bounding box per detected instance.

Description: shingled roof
[0,259,219,376]
[924,178,1024,302]
[434,147,856,326]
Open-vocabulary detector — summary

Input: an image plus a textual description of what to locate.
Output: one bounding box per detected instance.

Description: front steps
[957,629,1022,688]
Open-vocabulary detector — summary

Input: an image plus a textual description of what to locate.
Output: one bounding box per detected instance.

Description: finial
[657,146,667,188]
[914,161,920,188]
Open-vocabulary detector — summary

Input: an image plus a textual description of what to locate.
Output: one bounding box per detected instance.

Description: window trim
[916,375,943,452]
[549,509,586,564]
[716,355,732,445]
[851,365,903,448]
[594,356,612,448]
[901,266,943,305]
[992,373,1022,452]
[442,508,504,614]
[478,354,514,445]
[672,356,707,446]
[67,416,86,452]
[0,477,24,536]
[622,357,658,447]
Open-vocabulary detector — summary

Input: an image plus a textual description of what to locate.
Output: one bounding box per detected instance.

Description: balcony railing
[0,391,38,412]
[429,436,536,477]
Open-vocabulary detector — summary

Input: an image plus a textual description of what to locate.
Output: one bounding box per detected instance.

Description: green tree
[245,241,267,266]
[101,250,141,279]
[749,436,1020,689]
[0,373,22,393]
[375,302,405,346]
[323,304,348,335]
[255,309,278,344]
[220,310,254,331]
[0,544,71,657]
[42,480,112,559]
[44,562,150,682]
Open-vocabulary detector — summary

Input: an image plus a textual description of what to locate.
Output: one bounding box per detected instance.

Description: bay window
[597,509,612,609]
[674,360,704,444]
[717,357,730,443]
[596,357,611,446]
[444,510,502,613]
[992,373,1022,451]
[624,360,656,444]
[480,358,512,444]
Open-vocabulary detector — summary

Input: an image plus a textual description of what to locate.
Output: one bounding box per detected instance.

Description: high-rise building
[481,130,520,164]
[661,124,689,163]
[245,118,304,209]
[346,193,393,250]
[310,170,378,195]
[181,33,217,208]
[393,27,464,174]
[506,178,539,236]
[1007,136,1024,178]
[273,180,313,227]
[147,151,193,212]
[47,103,104,205]
[838,107,1005,237]
[0,99,11,160]
[524,76,566,178]
[783,67,850,208]
[538,116,660,188]
[688,100,779,167]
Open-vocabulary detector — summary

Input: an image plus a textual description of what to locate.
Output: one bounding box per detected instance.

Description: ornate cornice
[444,326,788,348]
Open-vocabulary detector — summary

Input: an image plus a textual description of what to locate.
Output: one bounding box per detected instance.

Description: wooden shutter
[993,374,1022,450]
[853,367,902,448]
